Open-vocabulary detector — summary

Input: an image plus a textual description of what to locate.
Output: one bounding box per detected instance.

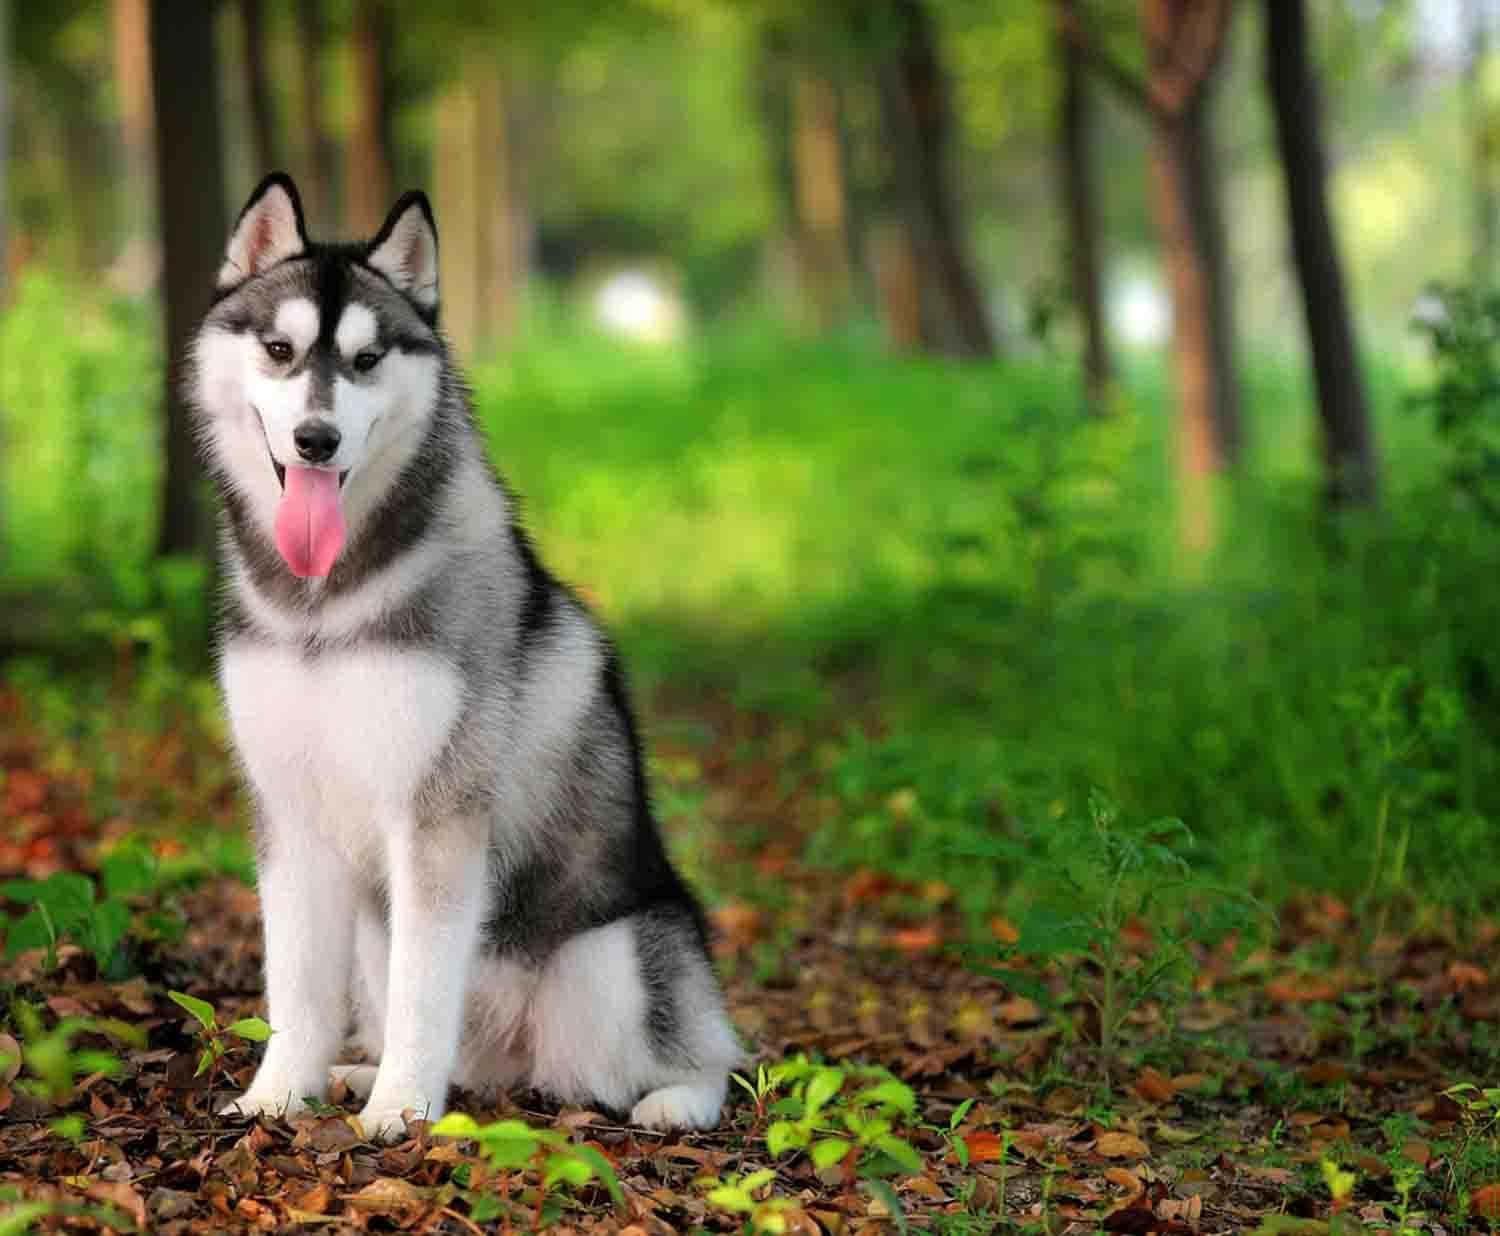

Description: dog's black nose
[293,420,341,464]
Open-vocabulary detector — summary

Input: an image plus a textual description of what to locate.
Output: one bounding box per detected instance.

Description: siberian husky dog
[191,173,741,1141]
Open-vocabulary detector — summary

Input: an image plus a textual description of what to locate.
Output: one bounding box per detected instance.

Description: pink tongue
[275,466,346,577]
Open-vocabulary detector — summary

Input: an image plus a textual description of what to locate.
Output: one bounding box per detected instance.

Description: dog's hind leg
[527,908,742,1130]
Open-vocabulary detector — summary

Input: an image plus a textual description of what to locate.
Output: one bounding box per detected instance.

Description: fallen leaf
[1132,1067,1175,1104]
[997,996,1041,1026]
[962,1131,1006,1162]
[1474,1183,1500,1219]
[887,924,941,954]
[1095,1132,1149,1160]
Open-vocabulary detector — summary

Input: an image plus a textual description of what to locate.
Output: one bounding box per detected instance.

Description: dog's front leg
[225,823,356,1120]
[358,822,486,1142]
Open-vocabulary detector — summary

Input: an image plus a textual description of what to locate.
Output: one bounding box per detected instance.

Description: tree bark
[1138,0,1239,476]
[149,0,225,557]
[345,0,392,236]
[1467,0,1495,282]
[1054,1,1111,403]
[1264,0,1378,505]
[238,0,276,176]
[873,0,995,359]
[294,0,333,229]
[792,68,852,330]
[111,0,156,260]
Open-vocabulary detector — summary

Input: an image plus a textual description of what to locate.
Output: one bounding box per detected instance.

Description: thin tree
[294,0,333,228]
[111,0,156,267]
[866,0,995,359]
[238,0,277,176]
[346,0,393,236]
[1053,0,1112,404]
[1467,0,1496,282]
[1264,0,1378,505]
[149,0,226,557]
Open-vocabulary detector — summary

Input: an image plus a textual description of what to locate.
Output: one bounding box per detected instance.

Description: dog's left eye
[353,351,383,373]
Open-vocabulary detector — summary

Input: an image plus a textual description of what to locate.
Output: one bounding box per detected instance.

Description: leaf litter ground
[3,684,1500,1234]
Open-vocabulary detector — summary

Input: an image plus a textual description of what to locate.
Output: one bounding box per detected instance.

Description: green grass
[5,270,1500,924]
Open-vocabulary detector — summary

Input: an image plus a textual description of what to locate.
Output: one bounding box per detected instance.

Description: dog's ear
[366,191,439,315]
[219,173,307,290]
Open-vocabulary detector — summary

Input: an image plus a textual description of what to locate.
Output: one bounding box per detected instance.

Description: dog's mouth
[252,406,350,577]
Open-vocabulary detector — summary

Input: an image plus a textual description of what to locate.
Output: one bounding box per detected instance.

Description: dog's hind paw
[630,1082,723,1131]
[356,1099,435,1144]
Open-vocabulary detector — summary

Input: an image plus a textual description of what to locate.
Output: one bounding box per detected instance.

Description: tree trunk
[238,0,276,175]
[345,0,391,236]
[1264,0,1378,505]
[1054,2,1111,403]
[111,0,157,271]
[149,0,225,557]
[435,61,523,359]
[294,0,333,229]
[1,0,10,299]
[873,0,995,359]
[1467,0,1495,282]
[792,68,852,331]
[1140,0,1239,481]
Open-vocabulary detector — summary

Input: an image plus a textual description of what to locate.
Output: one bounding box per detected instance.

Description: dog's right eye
[263,339,293,363]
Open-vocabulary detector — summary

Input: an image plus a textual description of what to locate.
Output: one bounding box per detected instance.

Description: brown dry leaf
[1104,1167,1142,1192]
[997,996,1041,1026]
[1402,1138,1432,1167]
[710,902,763,953]
[1300,1062,1350,1085]
[1266,976,1341,1003]
[0,1034,20,1085]
[1449,961,1489,992]
[1095,1132,1149,1160]
[962,1131,1006,1162]
[842,869,894,907]
[346,1177,425,1212]
[83,1180,147,1230]
[289,1183,333,1215]
[990,917,1020,944]
[1132,1067,1175,1104]
[295,1116,364,1154]
[1178,1002,1235,1031]
[887,925,941,955]
[900,1175,944,1199]
[1473,1183,1500,1219]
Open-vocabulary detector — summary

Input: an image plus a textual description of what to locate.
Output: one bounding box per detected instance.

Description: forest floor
[3,682,1500,1236]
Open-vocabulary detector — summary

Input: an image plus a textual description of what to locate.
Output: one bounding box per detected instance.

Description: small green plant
[167,991,271,1096]
[697,1168,796,1234]
[432,1111,623,1226]
[764,1057,924,1189]
[965,791,1264,1090]
[1440,1083,1500,1213]
[2,1001,143,1144]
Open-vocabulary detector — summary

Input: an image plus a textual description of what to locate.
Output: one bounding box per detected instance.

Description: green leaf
[195,1047,215,1077]
[812,1137,852,1170]
[99,845,156,900]
[541,1152,593,1190]
[431,1112,481,1138]
[766,1120,807,1157]
[569,1143,624,1206]
[0,1202,54,1236]
[470,1194,504,1223]
[948,1098,976,1130]
[853,1078,916,1115]
[872,1135,924,1175]
[741,1168,776,1192]
[3,908,55,962]
[706,1185,754,1213]
[804,1067,844,1114]
[168,991,217,1032]
[85,899,131,963]
[863,1178,909,1234]
[227,1017,273,1042]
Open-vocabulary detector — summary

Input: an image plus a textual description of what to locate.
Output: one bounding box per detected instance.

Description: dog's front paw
[356,1097,437,1144]
[220,1088,310,1122]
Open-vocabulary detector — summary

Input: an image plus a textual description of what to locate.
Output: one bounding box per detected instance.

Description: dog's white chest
[221,640,463,863]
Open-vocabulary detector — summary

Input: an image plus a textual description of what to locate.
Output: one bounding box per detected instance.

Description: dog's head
[193,174,444,579]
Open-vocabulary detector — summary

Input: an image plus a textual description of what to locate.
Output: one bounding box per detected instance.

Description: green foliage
[167,991,272,1082]
[2,1000,143,1144]
[432,1111,623,1224]
[762,1056,923,1183]
[0,843,188,976]
[1413,283,1500,523]
[964,792,1265,1087]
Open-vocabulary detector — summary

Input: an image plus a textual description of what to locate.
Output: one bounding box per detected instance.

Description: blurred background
[4,0,1500,923]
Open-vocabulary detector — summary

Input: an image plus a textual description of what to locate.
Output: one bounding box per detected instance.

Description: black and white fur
[192,174,741,1141]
